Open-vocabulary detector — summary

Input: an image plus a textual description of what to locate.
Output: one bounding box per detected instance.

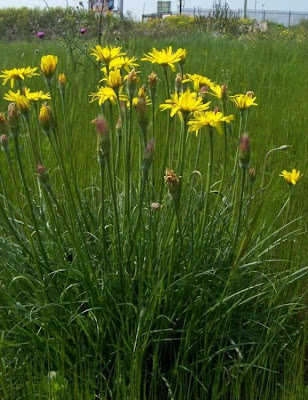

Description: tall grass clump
[0,36,306,400]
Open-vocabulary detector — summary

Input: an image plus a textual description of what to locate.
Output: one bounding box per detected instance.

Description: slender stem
[233,167,246,248]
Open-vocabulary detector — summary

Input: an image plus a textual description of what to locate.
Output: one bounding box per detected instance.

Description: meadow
[0,30,307,399]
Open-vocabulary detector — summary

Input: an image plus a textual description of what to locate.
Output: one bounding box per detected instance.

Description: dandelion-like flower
[90,45,126,65]
[0,67,39,88]
[209,84,228,104]
[100,69,123,92]
[90,86,117,106]
[4,88,51,102]
[188,110,234,135]
[142,46,185,72]
[183,73,214,92]
[15,95,31,114]
[160,89,211,120]
[280,169,302,186]
[41,55,58,79]
[109,56,139,73]
[230,92,257,110]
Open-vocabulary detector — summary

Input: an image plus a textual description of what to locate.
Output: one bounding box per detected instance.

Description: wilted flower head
[249,167,256,183]
[0,113,7,134]
[7,103,20,136]
[126,69,139,99]
[148,71,158,99]
[279,169,302,186]
[36,31,45,39]
[91,115,110,159]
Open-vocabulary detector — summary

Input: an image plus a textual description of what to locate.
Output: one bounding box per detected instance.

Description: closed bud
[175,73,182,93]
[91,115,110,160]
[58,73,67,94]
[142,139,155,172]
[199,85,208,102]
[7,103,20,137]
[164,168,181,206]
[249,167,256,183]
[221,85,228,104]
[116,117,122,137]
[0,113,7,135]
[1,134,9,152]
[239,134,251,169]
[126,69,139,99]
[136,95,148,132]
[37,164,51,189]
[39,103,55,133]
[148,72,158,99]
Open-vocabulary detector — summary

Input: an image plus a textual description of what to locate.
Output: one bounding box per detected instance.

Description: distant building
[90,0,115,12]
[157,1,171,14]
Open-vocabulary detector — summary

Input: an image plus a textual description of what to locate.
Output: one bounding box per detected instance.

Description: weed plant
[0,34,307,399]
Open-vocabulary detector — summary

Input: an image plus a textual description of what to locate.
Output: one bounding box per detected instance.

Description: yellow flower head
[279,169,302,186]
[230,92,257,110]
[178,48,187,65]
[41,55,58,79]
[188,110,234,135]
[109,56,139,72]
[183,73,214,92]
[4,88,51,102]
[100,68,123,91]
[209,84,228,103]
[90,45,126,65]
[15,95,31,114]
[58,73,67,87]
[90,86,117,106]
[39,103,54,131]
[0,67,39,88]
[160,89,211,119]
[142,46,184,72]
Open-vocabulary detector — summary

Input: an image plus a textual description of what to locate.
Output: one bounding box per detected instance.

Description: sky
[0,0,307,19]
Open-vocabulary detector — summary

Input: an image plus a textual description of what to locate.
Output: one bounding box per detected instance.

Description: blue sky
[0,0,307,19]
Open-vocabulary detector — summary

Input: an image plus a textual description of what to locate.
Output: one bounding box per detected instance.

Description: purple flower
[36,31,45,39]
[79,27,86,35]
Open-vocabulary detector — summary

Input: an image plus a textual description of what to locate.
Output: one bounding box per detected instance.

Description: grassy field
[0,32,307,399]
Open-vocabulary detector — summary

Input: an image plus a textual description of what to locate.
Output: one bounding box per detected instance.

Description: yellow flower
[39,103,54,131]
[58,73,67,86]
[90,45,126,65]
[4,88,51,102]
[41,55,58,79]
[279,169,302,186]
[209,84,228,103]
[142,46,184,72]
[100,69,123,92]
[15,95,31,114]
[160,89,211,119]
[0,67,39,88]
[183,73,214,92]
[90,86,117,106]
[188,110,234,135]
[230,92,257,110]
[109,56,139,72]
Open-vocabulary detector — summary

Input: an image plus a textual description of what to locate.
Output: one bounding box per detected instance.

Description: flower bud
[164,168,181,206]
[199,85,208,102]
[116,117,122,138]
[221,85,228,104]
[58,73,67,94]
[148,72,158,100]
[0,113,7,135]
[136,94,148,132]
[37,164,51,189]
[248,167,256,184]
[7,103,20,137]
[126,69,139,99]
[1,134,9,152]
[16,95,30,114]
[142,139,154,172]
[41,55,58,80]
[39,103,55,133]
[151,202,161,211]
[91,115,110,160]
[175,73,182,93]
[239,134,251,169]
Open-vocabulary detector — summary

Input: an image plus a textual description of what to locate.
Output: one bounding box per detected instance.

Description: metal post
[244,0,247,18]
[288,11,291,26]
[118,0,123,14]
[180,0,182,14]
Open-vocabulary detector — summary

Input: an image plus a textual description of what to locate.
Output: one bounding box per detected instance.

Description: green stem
[233,167,246,248]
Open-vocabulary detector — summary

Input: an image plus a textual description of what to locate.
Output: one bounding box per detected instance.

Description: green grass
[0,33,307,399]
